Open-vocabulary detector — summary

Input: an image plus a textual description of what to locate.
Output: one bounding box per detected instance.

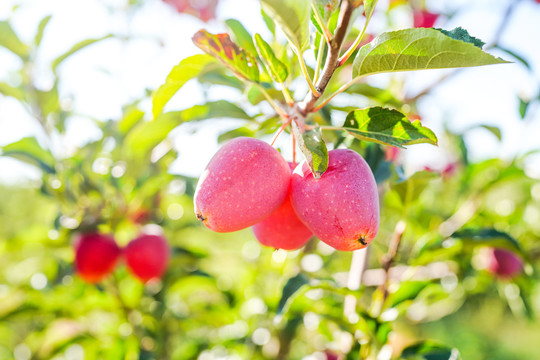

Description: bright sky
[1,0,539,182]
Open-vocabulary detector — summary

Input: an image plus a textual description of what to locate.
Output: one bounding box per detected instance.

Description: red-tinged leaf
[192,30,259,83]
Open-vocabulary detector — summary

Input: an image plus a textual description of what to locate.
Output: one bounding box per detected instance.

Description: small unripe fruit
[479,247,523,279]
[253,163,313,250]
[125,234,170,282]
[74,233,121,283]
[291,149,379,251]
[194,137,291,232]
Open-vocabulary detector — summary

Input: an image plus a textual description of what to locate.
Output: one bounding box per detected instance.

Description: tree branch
[379,220,406,304]
[297,0,356,116]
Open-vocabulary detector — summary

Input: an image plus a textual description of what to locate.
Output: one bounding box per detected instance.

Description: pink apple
[291,149,379,251]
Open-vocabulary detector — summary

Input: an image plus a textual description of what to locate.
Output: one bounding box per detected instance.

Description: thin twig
[379,220,406,306]
[488,0,520,49]
[338,0,376,66]
[311,3,333,45]
[296,50,321,97]
[313,36,326,83]
[292,132,296,166]
[280,84,294,106]
[253,82,288,119]
[312,77,360,112]
[270,116,292,146]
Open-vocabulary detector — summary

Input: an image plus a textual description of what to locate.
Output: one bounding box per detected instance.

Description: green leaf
[292,122,329,179]
[494,45,530,70]
[34,15,52,47]
[123,112,180,161]
[375,321,392,344]
[313,0,338,9]
[0,82,25,101]
[352,28,508,79]
[393,170,438,206]
[518,97,529,119]
[259,116,281,132]
[261,9,276,35]
[310,8,324,35]
[118,107,145,135]
[152,54,215,119]
[345,83,402,108]
[125,101,250,160]
[363,0,379,23]
[180,100,250,121]
[388,281,431,308]
[401,340,460,360]
[1,137,56,173]
[52,34,113,72]
[254,34,289,83]
[0,20,30,58]
[451,228,521,253]
[260,0,311,52]
[364,143,393,184]
[218,127,256,143]
[192,30,259,83]
[277,273,309,314]
[36,87,61,118]
[342,107,438,147]
[225,19,257,56]
[434,27,484,48]
[311,0,338,35]
[467,124,501,141]
[197,66,244,89]
[246,84,284,105]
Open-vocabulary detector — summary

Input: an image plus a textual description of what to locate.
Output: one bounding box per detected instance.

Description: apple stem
[270,117,293,146]
[292,132,296,166]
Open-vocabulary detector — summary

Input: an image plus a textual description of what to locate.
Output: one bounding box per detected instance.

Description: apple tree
[0,0,539,359]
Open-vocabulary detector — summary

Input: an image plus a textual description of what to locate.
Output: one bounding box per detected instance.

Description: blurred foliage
[1,0,540,360]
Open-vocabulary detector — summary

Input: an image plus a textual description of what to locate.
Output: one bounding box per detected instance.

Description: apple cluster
[194,137,379,251]
[74,232,170,283]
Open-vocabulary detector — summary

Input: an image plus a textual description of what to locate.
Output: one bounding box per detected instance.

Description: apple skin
[482,247,523,279]
[74,233,121,283]
[194,137,291,232]
[290,149,379,251]
[253,163,313,250]
[125,234,170,282]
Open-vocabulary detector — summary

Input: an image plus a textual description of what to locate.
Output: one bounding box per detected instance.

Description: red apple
[413,10,439,28]
[291,149,379,251]
[252,163,313,250]
[124,234,170,282]
[74,233,121,283]
[194,137,291,232]
[480,247,523,279]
